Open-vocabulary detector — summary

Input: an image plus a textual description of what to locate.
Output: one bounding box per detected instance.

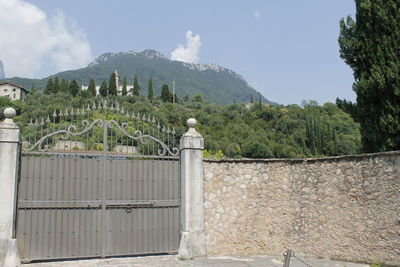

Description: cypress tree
[53,77,59,94]
[59,78,68,93]
[122,76,127,96]
[148,78,153,100]
[44,78,53,95]
[108,72,117,96]
[133,75,140,96]
[161,84,171,103]
[338,0,400,152]
[88,79,96,96]
[173,93,179,103]
[99,81,108,97]
[69,80,80,97]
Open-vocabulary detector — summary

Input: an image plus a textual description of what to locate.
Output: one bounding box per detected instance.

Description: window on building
[4,89,7,92]
[13,93,16,98]
[13,88,16,91]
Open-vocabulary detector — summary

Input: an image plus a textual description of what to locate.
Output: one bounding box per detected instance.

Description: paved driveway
[21,254,370,267]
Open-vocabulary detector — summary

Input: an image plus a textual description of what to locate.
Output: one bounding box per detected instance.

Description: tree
[147,78,153,100]
[99,81,108,97]
[192,94,203,103]
[173,93,179,103]
[108,72,117,96]
[69,80,80,97]
[88,79,96,97]
[161,84,171,102]
[133,75,140,96]
[338,0,400,152]
[53,77,59,94]
[122,76,127,96]
[44,78,54,95]
[79,89,92,98]
[60,78,68,93]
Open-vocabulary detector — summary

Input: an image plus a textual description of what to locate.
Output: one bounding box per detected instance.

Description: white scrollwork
[25,119,104,152]
[108,120,179,156]
[25,118,179,156]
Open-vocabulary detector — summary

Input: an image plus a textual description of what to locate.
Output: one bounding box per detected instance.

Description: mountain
[0,60,4,79]
[0,49,275,105]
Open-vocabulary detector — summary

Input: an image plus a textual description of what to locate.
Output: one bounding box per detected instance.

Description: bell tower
[114,70,119,90]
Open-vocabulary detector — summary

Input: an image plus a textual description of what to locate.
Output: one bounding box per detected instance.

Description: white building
[81,70,135,96]
[0,82,29,101]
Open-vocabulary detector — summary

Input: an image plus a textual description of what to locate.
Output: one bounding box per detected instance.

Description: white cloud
[171,30,201,64]
[0,0,92,78]
[253,9,268,19]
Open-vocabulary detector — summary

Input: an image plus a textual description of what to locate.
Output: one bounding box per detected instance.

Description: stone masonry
[203,151,400,266]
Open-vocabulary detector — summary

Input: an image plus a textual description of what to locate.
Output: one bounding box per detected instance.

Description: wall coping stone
[204,150,400,164]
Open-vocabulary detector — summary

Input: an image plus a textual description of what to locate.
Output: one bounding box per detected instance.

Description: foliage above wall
[338,0,400,152]
[0,90,361,159]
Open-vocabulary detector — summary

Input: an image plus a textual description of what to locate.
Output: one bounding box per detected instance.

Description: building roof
[0,82,29,93]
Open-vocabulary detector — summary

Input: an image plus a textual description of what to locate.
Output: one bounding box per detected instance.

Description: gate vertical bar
[101,119,108,258]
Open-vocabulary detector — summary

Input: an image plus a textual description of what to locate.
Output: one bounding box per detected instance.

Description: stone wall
[203,151,400,265]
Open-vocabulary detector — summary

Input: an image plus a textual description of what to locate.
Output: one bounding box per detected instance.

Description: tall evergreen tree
[161,84,171,103]
[108,72,117,96]
[69,80,80,97]
[338,0,400,152]
[122,76,127,96]
[147,78,153,100]
[59,78,68,93]
[53,77,60,94]
[133,75,140,96]
[99,81,108,97]
[173,93,179,103]
[88,79,96,96]
[44,78,54,95]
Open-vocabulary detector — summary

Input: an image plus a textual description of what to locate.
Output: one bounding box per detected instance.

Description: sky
[0,0,356,105]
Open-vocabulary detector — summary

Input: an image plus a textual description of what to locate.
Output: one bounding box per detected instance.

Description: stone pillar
[178,118,206,258]
[0,108,21,267]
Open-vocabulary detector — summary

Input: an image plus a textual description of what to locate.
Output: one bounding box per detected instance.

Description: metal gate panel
[103,157,180,257]
[17,103,181,262]
[17,156,103,261]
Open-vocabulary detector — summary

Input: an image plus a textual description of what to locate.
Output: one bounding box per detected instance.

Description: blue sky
[0,0,356,105]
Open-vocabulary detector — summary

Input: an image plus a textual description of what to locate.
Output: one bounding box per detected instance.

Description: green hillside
[1,50,274,105]
[0,91,361,159]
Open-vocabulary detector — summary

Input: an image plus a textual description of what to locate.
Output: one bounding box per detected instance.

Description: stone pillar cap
[187,118,197,128]
[182,118,202,138]
[1,107,18,128]
[4,107,16,119]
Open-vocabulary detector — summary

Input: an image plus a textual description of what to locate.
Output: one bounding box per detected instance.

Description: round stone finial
[187,118,197,128]
[4,107,16,119]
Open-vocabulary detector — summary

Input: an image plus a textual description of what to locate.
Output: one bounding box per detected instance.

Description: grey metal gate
[16,102,180,262]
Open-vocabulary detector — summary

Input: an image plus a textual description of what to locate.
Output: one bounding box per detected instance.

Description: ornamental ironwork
[22,101,179,156]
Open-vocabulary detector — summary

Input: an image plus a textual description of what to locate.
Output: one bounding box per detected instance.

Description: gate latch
[126,206,132,213]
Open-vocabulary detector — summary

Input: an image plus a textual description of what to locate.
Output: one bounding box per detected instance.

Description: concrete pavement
[21,254,370,267]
